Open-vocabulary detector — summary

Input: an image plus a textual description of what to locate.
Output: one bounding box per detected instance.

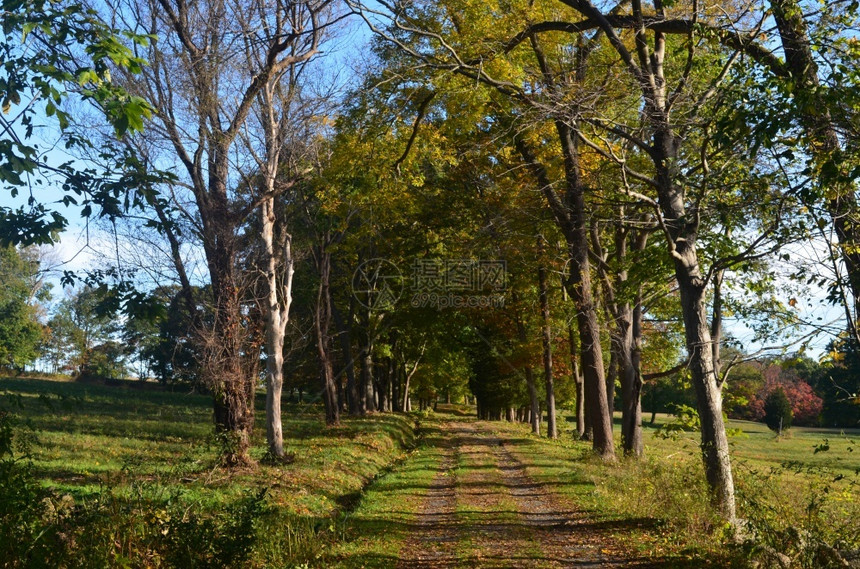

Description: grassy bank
[495,412,860,566]
[0,376,417,568]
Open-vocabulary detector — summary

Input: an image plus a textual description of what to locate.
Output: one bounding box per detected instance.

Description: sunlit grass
[496,409,860,565]
[324,417,445,568]
[0,375,418,567]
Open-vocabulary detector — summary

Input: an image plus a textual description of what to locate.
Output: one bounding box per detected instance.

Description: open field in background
[612,411,860,477]
[1,376,858,567]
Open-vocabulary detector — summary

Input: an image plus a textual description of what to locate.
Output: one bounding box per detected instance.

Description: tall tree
[113,0,332,464]
[537,236,557,439]
[0,246,45,370]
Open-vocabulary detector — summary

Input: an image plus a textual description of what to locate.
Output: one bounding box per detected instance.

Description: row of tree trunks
[513,290,543,435]
[514,130,615,458]
[317,296,429,417]
[538,0,738,521]
[592,218,649,457]
[331,295,361,415]
[477,403,545,424]
[556,121,615,461]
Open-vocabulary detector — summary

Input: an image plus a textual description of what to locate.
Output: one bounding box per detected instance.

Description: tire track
[490,430,660,568]
[396,422,461,569]
[397,418,664,568]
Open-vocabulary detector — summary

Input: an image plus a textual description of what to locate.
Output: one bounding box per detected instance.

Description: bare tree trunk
[201,166,255,466]
[262,201,294,459]
[559,130,614,459]
[331,298,360,415]
[568,324,585,439]
[526,367,541,435]
[538,250,557,440]
[208,249,255,465]
[655,126,735,519]
[593,220,648,457]
[516,133,614,458]
[360,318,376,413]
[607,335,618,418]
[379,357,392,412]
[401,345,425,412]
[625,293,645,456]
[314,238,339,426]
[393,362,402,411]
[513,290,542,436]
[617,303,643,456]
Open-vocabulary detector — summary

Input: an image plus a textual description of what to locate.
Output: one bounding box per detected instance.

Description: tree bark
[567,323,586,439]
[617,302,643,456]
[201,161,255,466]
[656,127,735,520]
[401,348,424,412]
[516,131,614,459]
[360,321,376,413]
[314,236,339,426]
[607,334,618,418]
[513,291,541,436]
[331,297,360,415]
[593,219,647,457]
[262,200,294,459]
[538,249,557,440]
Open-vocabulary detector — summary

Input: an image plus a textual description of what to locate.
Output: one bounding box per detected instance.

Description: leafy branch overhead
[1,0,161,246]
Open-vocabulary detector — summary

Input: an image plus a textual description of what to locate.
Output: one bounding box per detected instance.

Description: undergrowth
[587,433,860,567]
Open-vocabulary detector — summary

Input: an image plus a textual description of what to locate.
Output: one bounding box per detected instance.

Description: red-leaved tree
[749,365,824,426]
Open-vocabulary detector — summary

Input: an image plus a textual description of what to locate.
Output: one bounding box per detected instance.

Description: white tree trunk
[262,196,294,459]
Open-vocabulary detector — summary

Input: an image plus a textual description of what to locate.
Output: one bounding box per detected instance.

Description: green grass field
[540,411,860,562]
[1,377,858,567]
[0,376,419,567]
[0,376,416,512]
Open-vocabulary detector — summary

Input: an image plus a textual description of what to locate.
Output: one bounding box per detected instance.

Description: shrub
[764,388,792,434]
[735,459,860,569]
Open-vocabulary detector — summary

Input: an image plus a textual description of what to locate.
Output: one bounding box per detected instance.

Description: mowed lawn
[0,376,416,517]
[634,413,860,477]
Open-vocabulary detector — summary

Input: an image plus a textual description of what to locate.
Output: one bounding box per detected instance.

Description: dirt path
[395,422,460,568]
[395,418,660,568]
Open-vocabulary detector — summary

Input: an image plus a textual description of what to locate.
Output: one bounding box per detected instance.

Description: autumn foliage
[748,365,824,426]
